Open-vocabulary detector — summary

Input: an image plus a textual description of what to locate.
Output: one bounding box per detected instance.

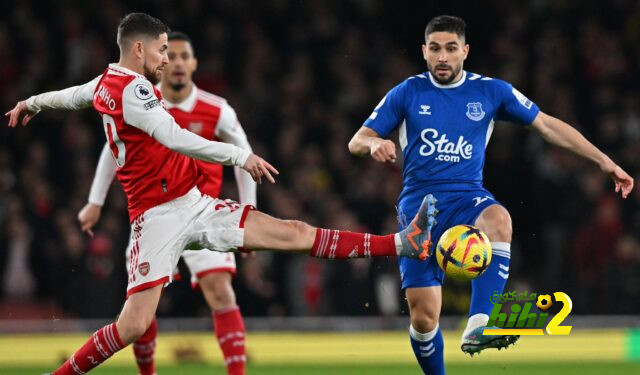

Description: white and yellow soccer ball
[435,225,492,281]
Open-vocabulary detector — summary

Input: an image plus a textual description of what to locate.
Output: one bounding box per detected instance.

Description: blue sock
[469,242,510,319]
[409,324,445,375]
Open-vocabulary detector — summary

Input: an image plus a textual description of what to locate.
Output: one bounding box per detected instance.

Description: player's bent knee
[411,308,440,333]
[476,205,512,242]
[285,220,316,249]
[117,317,153,343]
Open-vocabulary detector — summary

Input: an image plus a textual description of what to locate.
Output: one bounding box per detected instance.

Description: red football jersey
[167,88,226,197]
[93,64,200,221]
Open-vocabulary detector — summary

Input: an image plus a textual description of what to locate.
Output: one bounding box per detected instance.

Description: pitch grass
[5,362,640,375]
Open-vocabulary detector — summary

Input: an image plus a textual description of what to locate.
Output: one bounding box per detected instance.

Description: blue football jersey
[364,70,540,210]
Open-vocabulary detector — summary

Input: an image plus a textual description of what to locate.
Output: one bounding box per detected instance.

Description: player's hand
[605,164,634,199]
[5,100,38,128]
[243,154,279,184]
[78,203,103,237]
[370,138,396,163]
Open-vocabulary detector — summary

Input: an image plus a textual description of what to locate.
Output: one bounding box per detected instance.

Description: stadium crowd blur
[1,0,639,319]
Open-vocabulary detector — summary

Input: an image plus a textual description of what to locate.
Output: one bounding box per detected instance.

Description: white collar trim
[428,70,466,89]
[162,84,198,112]
[108,63,145,79]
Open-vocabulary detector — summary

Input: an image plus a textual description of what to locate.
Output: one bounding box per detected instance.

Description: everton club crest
[466,102,485,121]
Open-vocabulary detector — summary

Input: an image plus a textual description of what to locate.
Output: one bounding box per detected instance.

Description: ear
[421,44,428,61]
[192,56,198,72]
[463,44,470,61]
[133,41,144,59]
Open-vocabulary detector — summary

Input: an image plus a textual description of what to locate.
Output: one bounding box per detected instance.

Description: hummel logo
[472,195,493,207]
[419,105,432,115]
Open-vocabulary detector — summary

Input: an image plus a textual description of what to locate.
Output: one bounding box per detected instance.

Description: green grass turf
[5,362,639,375]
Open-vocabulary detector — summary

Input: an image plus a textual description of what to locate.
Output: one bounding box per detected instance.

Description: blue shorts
[397,188,502,289]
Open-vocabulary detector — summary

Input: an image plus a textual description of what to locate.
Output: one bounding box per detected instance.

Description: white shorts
[125,187,252,297]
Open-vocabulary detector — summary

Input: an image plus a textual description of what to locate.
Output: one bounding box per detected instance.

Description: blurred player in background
[6,13,436,374]
[349,15,633,374]
[77,31,254,375]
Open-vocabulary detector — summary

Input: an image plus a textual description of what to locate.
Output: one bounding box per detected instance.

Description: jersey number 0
[102,114,126,166]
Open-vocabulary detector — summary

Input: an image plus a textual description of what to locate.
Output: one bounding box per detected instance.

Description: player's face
[142,33,169,85]
[164,40,197,91]
[422,32,469,84]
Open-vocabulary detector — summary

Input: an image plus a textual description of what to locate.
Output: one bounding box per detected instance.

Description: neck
[117,56,143,75]
[161,80,193,103]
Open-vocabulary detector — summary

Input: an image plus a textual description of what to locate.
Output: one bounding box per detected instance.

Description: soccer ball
[435,225,492,281]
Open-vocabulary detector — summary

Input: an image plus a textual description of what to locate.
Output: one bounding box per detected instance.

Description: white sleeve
[88,143,117,206]
[121,78,251,167]
[216,103,257,206]
[26,76,100,112]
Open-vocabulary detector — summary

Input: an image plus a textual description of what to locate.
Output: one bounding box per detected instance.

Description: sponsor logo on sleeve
[144,99,161,110]
[511,88,533,109]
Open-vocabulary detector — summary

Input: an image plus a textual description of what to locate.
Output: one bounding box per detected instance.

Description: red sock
[133,318,157,375]
[214,306,246,375]
[310,229,396,258]
[53,323,124,374]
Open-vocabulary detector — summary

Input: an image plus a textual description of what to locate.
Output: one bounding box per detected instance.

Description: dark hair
[168,31,193,44]
[117,13,169,49]
[425,15,466,40]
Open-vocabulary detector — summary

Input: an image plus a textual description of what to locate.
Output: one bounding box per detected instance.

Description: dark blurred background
[0,0,639,320]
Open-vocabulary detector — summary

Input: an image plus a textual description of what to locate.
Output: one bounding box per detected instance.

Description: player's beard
[428,63,462,85]
[142,63,162,85]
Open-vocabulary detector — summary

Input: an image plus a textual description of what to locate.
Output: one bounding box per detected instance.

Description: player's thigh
[406,286,442,328]
[474,204,512,242]
[242,210,315,251]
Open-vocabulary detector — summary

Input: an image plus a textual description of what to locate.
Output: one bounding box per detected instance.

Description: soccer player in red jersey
[6,13,437,375]
[77,31,255,375]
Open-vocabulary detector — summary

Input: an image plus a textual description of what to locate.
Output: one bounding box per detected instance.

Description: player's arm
[530,111,634,198]
[78,143,117,236]
[349,81,407,163]
[348,126,397,163]
[123,79,278,183]
[5,76,100,127]
[215,102,257,206]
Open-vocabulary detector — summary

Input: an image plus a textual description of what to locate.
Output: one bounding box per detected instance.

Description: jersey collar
[428,70,467,89]
[107,63,146,79]
[161,83,198,112]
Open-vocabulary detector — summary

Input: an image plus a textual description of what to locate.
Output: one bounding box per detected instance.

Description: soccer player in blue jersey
[349,15,634,374]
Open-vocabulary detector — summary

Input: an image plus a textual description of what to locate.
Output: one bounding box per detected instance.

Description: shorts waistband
[161,186,202,207]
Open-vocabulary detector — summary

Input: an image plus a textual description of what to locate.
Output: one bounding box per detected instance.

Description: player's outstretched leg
[242,194,438,260]
[462,204,518,355]
[132,317,158,375]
